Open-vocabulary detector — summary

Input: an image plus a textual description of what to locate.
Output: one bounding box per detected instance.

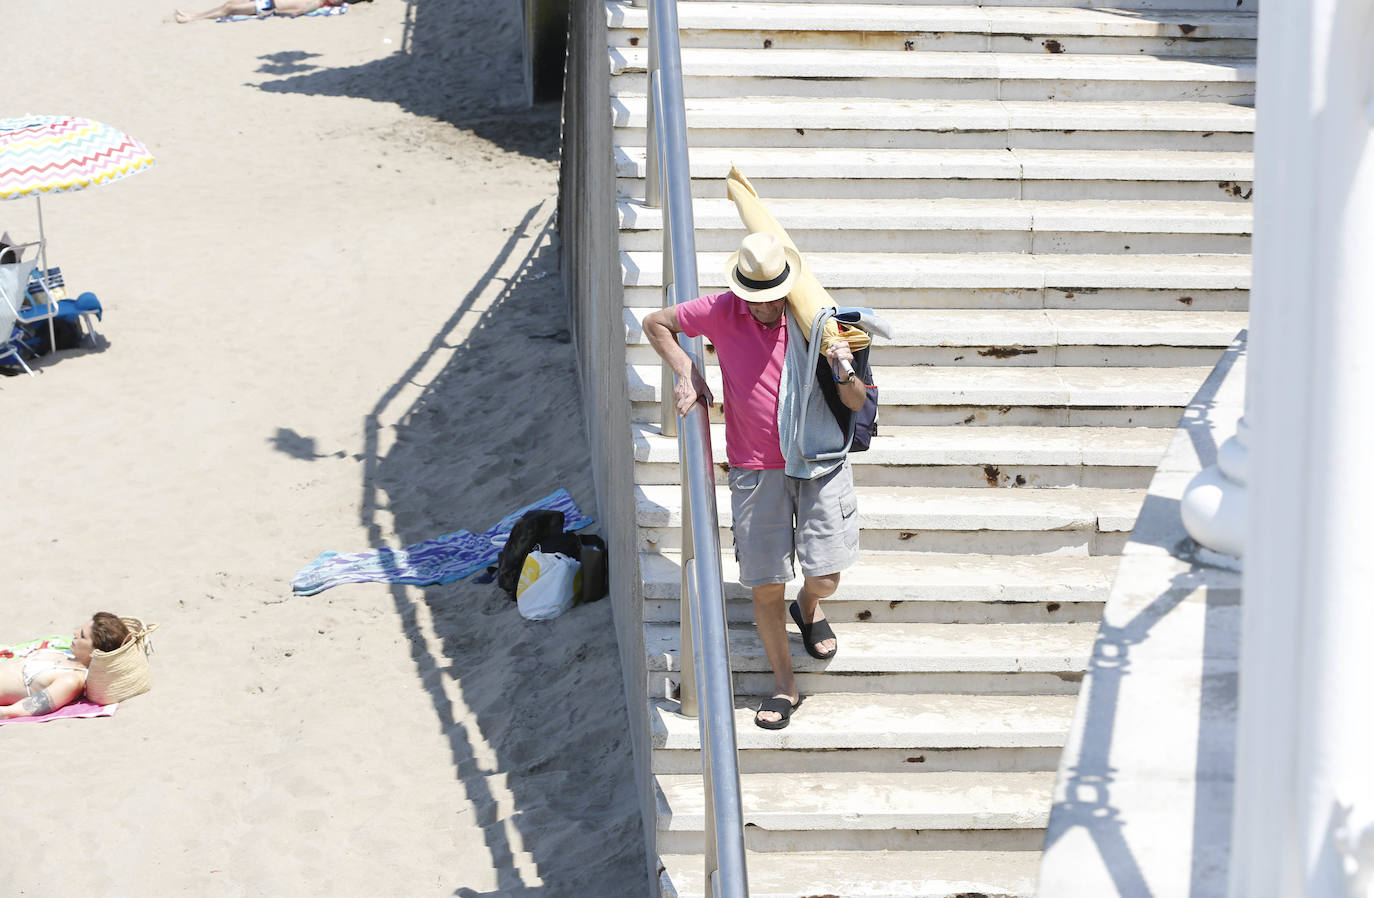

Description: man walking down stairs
[644,231,868,731]
[605,0,1256,894]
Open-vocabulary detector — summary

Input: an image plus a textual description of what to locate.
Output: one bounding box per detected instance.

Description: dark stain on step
[856,609,872,621]
[979,346,1038,359]
[898,531,916,541]
[1043,39,1065,53]
[906,755,926,763]
[1219,181,1253,199]
[1179,296,1195,306]
[983,465,1002,487]
[904,40,914,50]
[628,36,638,46]
[1179,23,1198,35]
[1048,602,1062,613]
[763,38,772,48]
[717,462,730,473]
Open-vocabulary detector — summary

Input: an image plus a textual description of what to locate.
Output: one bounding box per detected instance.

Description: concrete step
[660,849,1039,898]
[632,362,1214,411]
[652,689,1076,793]
[616,145,1254,201]
[635,481,1145,555]
[625,306,1245,366]
[622,249,1250,294]
[611,47,1254,102]
[645,617,1096,699]
[651,691,1076,781]
[632,421,1173,488]
[608,2,1258,57]
[656,767,1058,842]
[640,550,1117,623]
[629,362,1215,429]
[618,196,1251,254]
[652,691,1078,751]
[635,481,1144,532]
[625,285,1248,314]
[614,95,1254,150]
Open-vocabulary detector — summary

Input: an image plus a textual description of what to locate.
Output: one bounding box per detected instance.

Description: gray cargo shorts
[727,461,860,588]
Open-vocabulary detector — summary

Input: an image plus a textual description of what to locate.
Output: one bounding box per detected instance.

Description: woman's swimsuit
[21,650,86,696]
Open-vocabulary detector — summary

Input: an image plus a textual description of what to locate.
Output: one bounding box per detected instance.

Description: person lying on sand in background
[0,613,129,719]
[173,0,367,23]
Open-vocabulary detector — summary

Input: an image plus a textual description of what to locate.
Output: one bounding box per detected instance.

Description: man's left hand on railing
[644,305,715,416]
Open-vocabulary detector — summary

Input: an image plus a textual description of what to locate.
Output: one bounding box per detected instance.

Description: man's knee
[803,573,841,598]
[752,583,786,605]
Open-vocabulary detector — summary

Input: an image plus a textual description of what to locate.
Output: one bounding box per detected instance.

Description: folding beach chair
[0,258,37,376]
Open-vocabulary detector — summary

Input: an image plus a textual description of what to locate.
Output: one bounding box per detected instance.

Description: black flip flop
[789,600,838,660]
[754,695,799,730]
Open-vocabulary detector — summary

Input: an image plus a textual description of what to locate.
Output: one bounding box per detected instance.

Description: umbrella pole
[35,195,48,272]
[34,195,55,354]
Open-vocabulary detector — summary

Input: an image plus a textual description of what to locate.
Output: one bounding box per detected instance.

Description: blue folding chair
[0,258,38,376]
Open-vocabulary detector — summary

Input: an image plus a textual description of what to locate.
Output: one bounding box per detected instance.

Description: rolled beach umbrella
[0,115,155,265]
[726,165,869,357]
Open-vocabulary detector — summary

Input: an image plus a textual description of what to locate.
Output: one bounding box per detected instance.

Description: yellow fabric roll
[726,166,870,355]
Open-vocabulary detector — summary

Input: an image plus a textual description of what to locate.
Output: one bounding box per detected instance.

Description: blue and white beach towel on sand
[292,488,593,596]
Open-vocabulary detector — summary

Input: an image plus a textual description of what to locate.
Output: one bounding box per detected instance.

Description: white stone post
[1230,2,1374,897]
[1181,413,1249,560]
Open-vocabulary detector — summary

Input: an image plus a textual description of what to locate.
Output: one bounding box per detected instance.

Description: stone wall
[558,1,658,894]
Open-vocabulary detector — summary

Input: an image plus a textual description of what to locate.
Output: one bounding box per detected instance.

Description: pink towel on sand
[0,700,118,726]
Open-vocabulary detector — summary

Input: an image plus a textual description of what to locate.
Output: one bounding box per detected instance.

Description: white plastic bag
[515,550,581,621]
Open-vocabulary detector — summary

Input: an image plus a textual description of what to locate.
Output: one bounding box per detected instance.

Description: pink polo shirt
[675,291,786,469]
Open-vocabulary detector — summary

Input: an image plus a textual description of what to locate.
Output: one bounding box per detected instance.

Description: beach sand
[4,1,645,895]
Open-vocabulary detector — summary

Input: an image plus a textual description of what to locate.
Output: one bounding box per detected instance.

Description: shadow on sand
[251,0,561,162]
[353,205,644,895]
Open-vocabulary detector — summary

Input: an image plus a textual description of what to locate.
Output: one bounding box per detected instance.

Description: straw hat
[726,232,801,303]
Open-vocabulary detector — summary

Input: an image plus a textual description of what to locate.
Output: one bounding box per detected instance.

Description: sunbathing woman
[173,0,358,22]
[0,613,130,720]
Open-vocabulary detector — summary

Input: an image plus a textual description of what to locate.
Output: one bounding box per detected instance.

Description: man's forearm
[645,319,697,379]
[837,371,867,410]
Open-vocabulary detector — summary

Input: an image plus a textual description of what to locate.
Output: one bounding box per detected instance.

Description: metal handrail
[644,1,749,895]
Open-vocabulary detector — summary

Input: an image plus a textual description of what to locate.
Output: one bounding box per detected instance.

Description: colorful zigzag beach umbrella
[0,115,154,198]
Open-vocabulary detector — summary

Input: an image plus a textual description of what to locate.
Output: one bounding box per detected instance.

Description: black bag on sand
[495,510,582,600]
[575,534,608,605]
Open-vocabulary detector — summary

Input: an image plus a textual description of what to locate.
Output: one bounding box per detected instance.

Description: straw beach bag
[85,617,158,705]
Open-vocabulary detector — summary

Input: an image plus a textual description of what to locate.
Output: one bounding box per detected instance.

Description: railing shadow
[249,0,561,162]
[1043,555,1237,897]
[351,204,644,895]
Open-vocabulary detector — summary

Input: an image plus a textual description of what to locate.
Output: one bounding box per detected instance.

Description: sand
[3,1,645,895]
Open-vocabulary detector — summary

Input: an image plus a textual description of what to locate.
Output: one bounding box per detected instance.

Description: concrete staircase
[605,1,1254,894]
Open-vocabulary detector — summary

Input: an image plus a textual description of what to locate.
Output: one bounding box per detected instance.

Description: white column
[1230,2,1374,897]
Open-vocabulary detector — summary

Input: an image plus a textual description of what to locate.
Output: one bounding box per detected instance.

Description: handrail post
[644,0,661,208]
[653,70,677,438]
[678,460,698,718]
